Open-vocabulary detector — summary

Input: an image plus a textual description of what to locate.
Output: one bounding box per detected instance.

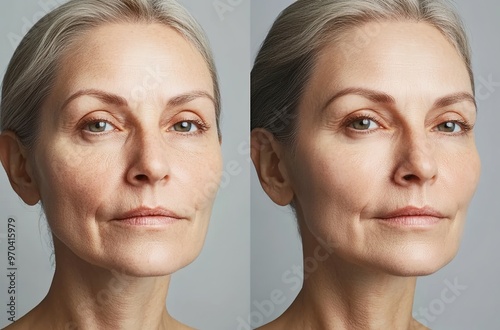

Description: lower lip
[375,216,444,227]
[115,216,182,226]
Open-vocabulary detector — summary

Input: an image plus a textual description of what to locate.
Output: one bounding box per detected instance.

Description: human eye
[169,119,209,134]
[81,118,116,134]
[435,120,472,134]
[346,115,381,131]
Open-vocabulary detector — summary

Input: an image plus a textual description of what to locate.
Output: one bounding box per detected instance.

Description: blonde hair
[1,0,220,149]
[251,0,473,145]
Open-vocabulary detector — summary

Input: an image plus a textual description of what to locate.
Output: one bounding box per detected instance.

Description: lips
[378,206,445,219]
[115,207,184,226]
[375,206,446,227]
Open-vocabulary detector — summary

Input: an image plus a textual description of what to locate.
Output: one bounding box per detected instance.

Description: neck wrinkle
[283,229,419,330]
[35,238,175,330]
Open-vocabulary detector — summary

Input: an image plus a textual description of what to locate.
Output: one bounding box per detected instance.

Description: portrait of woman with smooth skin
[0,0,223,329]
[251,0,480,329]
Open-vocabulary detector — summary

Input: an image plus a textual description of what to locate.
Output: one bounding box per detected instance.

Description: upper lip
[116,207,183,220]
[378,206,445,219]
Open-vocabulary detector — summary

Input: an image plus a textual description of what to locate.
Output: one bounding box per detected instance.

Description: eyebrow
[433,92,477,109]
[322,87,395,110]
[167,90,216,108]
[61,89,128,110]
[61,89,216,111]
[322,87,477,111]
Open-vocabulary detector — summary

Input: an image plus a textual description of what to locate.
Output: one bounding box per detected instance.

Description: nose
[393,131,438,186]
[126,130,170,186]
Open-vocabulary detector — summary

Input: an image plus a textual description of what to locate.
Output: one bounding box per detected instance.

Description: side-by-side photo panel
[0,1,249,329]
[251,0,500,329]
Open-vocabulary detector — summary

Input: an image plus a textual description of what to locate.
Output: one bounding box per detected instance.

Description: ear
[0,131,40,205]
[251,128,294,206]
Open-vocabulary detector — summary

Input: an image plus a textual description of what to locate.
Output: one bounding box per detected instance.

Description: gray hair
[251,0,473,145]
[1,0,220,150]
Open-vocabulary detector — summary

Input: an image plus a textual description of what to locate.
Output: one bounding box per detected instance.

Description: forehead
[306,21,471,104]
[49,22,213,107]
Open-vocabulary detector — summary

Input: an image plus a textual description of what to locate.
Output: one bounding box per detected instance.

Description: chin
[104,252,199,277]
[94,242,203,277]
[367,247,458,277]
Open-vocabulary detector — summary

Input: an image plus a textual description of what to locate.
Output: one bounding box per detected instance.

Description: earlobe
[0,132,40,205]
[251,128,294,206]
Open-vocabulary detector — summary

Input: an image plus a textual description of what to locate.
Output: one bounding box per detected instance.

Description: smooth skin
[252,21,480,330]
[0,23,222,330]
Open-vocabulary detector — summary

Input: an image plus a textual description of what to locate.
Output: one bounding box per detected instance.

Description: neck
[279,231,424,330]
[30,238,181,330]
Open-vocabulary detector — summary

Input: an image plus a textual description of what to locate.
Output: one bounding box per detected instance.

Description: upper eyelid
[344,108,472,122]
[80,116,209,134]
[434,119,473,132]
[171,119,202,129]
[80,118,117,134]
[80,117,115,127]
[77,109,120,125]
[428,110,474,127]
[342,112,385,127]
[341,112,473,132]
[164,108,213,130]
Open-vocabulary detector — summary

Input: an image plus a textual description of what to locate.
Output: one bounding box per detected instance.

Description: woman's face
[286,21,480,275]
[31,23,222,276]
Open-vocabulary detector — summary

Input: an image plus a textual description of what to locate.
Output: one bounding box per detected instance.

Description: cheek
[38,142,110,203]
[461,148,481,197]
[290,141,381,247]
[292,139,385,217]
[33,143,117,236]
[439,142,480,208]
[175,144,223,215]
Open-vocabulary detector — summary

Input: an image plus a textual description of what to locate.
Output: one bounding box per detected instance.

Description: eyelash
[79,117,211,136]
[79,117,116,135]
[343,114,474,135]
[173,118,211,136]
[440,119,474,134]
[343,114,381,135]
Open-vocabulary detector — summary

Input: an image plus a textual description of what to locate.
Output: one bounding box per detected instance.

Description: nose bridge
[406,129,432,162]
[396,124,437,184]
[139,128,165,158]
[128,123,170,184]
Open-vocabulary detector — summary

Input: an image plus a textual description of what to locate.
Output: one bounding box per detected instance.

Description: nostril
[135,174,148,181]
[403,174,417,181]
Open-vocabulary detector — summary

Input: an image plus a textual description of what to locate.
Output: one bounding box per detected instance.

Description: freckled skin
[3,23,222,330]
[34,23,222,277]
[257,21,480,330]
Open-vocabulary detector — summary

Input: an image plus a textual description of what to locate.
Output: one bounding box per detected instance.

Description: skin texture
[252,21,480,329]
[0,23,222,329]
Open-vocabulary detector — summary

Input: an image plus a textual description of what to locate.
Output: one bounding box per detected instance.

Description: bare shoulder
[257,317,290,330]
[172,318,196,330]
[257,322,279,330]
[412,319,430,330]
[2,306,47,330]
[2,317,34,330]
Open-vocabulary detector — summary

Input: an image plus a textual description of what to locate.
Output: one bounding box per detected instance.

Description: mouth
[114,207,184,226]
[374,206,447,227]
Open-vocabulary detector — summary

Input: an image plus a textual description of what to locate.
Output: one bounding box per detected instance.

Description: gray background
[251,0,500,329]
[0,1,249,329]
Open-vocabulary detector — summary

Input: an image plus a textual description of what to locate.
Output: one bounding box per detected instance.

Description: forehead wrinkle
[321,87,396,112]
